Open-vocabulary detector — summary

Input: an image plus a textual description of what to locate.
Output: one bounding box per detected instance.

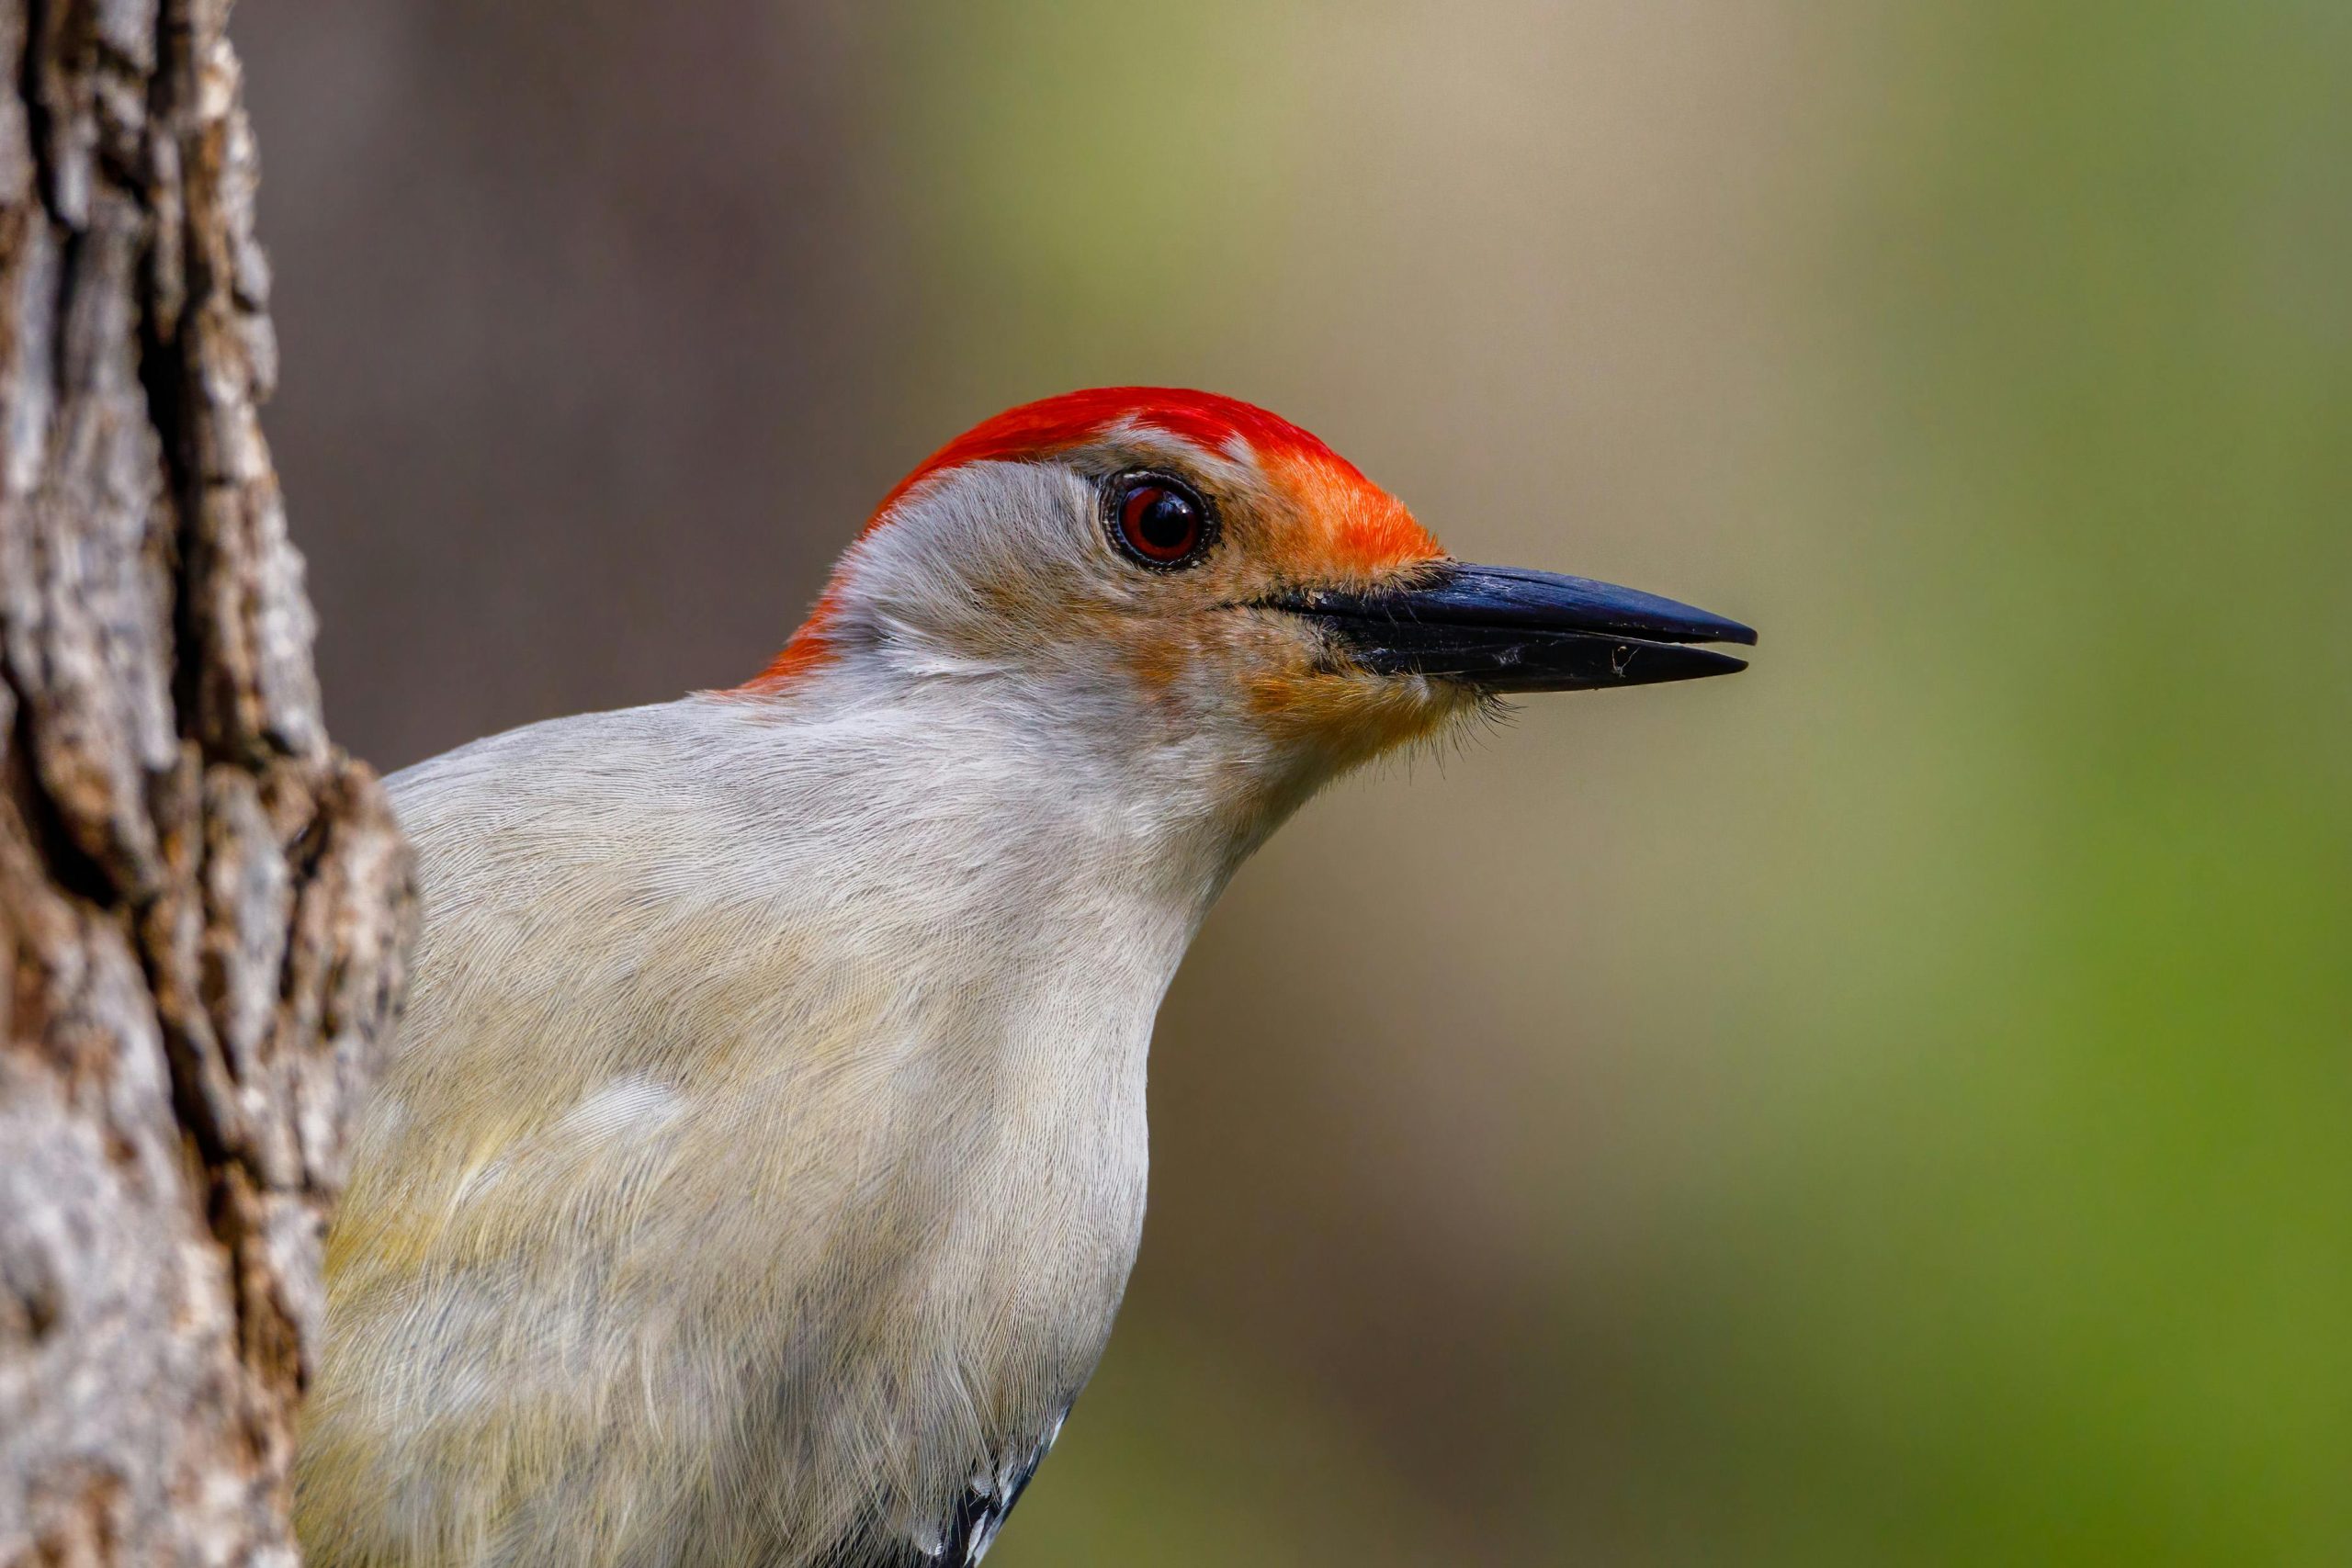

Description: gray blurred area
[245,1,904,764]
[244,2,2352,1563]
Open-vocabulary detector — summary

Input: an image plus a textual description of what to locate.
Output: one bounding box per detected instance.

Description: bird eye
[1107,474,1214,569]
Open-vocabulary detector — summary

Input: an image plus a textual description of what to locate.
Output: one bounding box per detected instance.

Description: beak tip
[1657,604,1757,648]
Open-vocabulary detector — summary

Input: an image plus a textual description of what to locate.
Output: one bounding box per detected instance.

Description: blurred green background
[243,1,2350,1561]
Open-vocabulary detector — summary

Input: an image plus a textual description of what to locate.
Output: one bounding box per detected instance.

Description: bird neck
[723,658,1323,932]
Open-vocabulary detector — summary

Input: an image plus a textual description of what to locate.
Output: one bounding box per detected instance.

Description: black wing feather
[830,1411,1065,1567]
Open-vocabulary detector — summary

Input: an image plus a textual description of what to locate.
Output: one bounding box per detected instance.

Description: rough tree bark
[0,1,413,1562]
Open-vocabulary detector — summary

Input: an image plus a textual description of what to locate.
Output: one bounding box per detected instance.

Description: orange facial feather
[1259,445,1441,583]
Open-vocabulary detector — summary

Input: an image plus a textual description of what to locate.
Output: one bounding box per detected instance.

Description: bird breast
[300,693,1215,1565]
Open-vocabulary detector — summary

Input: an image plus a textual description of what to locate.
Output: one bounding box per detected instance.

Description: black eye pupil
[1137,491,1193,549]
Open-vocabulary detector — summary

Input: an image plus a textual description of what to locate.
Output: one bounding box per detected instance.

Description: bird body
[303,691,1176,1564]
[296,389,1754,1565]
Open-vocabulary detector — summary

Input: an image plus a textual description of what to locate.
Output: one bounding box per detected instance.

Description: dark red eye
[1110,475,1213,568]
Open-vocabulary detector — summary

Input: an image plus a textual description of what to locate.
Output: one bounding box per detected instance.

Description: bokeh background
[240,2,2350,1562]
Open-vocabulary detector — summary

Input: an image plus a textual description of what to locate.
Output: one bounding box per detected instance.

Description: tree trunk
[0,1,413,1562]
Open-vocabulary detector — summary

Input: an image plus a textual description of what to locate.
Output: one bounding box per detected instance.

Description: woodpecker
[294,389,1755,1567]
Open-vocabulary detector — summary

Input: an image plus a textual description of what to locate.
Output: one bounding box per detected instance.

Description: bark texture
[0,1,413,1562]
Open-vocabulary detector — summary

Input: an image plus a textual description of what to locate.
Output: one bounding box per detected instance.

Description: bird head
[741,388,1753,825]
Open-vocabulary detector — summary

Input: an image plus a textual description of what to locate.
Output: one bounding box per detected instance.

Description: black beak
[1270,562,1758,692]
